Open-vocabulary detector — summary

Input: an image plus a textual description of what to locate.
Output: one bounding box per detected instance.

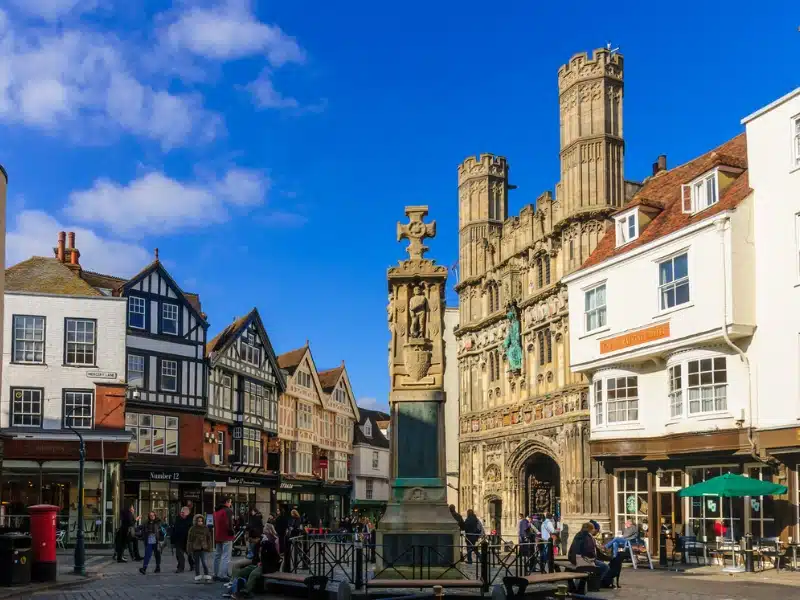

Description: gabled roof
[5,257,103,297]
[318,365,344,393]
[207,308,286,392]
[318,363,360,421]
[120,259,207,323]
[580,133,750,270]
[353,408,390,449]
[80,270,126,291]
[277,344,308,375]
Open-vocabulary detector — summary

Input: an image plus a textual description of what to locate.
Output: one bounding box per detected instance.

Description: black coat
[260,535,282,574]
[247,513,264,538]
[275,514,288,539]
[120,510,135,530]
[172,514,192,544]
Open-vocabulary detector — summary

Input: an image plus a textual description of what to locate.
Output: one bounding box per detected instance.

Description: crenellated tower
[557,48,625,218]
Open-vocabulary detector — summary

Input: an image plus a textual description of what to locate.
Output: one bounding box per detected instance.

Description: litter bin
[0,532,32,586]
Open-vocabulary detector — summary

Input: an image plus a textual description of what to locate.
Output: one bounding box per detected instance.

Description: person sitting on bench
[227,524,282,599]
[605,520,642,558]
[568,522,615,589]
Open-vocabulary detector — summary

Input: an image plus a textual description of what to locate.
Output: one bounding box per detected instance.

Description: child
[187,514,213,583]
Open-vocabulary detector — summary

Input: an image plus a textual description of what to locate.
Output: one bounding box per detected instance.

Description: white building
[563,133,776,547]
[443,307,460,509]
[351,408,390,519]
[0,233,130,544]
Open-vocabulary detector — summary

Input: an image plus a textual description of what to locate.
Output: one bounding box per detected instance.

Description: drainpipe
[715,217,761,463]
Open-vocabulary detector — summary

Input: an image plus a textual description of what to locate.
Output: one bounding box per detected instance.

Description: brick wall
[95,382,127,429]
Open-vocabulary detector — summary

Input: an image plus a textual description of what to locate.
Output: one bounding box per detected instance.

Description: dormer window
[615,210,638,247]
[364,420,372,437]
[682,170,719,214]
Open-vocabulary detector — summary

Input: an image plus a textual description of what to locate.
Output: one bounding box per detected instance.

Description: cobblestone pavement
[17,554,800,600]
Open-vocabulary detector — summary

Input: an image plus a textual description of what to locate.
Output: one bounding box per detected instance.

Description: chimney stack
[657,155,667,172]
[56,231,66,262]
[67,231,80,267]
[67,231,75,249]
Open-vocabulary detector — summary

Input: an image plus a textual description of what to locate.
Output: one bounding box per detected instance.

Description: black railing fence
[287,535,560,591]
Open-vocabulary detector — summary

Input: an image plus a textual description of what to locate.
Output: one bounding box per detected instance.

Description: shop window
[746,466,778,539]
[687,466,741,541]
[63,390,93,429]
[125,412,179,455]
[615,469,649,534]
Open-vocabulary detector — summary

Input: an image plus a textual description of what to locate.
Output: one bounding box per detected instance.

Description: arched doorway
[523,453,561,519]
[487,497,502,540]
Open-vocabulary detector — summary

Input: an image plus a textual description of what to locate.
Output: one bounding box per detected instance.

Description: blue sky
[2,0,796,411]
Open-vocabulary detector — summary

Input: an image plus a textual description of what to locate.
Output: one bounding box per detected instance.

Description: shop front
[276,479,352,529]
[0,432,129,546]
[203,475,277,526]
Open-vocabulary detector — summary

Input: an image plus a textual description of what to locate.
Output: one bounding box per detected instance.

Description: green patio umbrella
[676,472,787,499]
[677,473,787,546]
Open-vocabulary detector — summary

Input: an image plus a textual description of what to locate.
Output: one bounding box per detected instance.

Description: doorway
[488,498,502,541]
[523,453,561,519]
[656,469,684,556]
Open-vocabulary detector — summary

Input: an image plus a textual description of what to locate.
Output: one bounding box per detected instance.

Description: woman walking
[138,512,163,575]
[188,514,213,583]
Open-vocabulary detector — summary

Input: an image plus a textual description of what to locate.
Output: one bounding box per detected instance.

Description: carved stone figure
[408,286,428,339]
[503,306,523,373]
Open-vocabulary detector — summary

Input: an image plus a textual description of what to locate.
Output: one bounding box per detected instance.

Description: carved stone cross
[397,205,436,260]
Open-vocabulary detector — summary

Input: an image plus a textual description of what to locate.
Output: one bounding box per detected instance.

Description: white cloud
[6,210,150,277]
[10,0,98,22]
[0,12,223,149]
[162,0,305,66]
[246,69,299,110]
[65,168,270,237]
[357,397,388,412]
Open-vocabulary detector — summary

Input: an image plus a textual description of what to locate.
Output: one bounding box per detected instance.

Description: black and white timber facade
[206,308,285,468]
[121,260,208,410]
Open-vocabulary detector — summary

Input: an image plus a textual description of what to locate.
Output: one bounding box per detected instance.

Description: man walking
[463,509,483,565]
[539,513,558,573]
[214,498,235,582]
[172,506,194,573]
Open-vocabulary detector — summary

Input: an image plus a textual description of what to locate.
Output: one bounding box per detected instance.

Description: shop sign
[227,477,264,487]
[318,458,328,469]
[202,481,226,488]
[150,471,181,481]
[280,482,295,489]
[86,371,118,379]
[600,322,670,354]
[182,490,201,501]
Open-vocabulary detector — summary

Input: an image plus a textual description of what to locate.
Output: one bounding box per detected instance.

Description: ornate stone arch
[506,435,562,477]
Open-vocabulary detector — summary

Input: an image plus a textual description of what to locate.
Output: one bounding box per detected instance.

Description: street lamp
[65,409,86,576]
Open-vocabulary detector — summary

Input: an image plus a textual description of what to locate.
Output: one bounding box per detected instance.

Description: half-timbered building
[111,254,210,519]
[276,344,358,527]
[204,309,285,516]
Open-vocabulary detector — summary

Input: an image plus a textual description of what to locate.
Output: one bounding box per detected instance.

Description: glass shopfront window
[687,466,742,541]
[615,469,649,535]
[746,465,778,539]
[0,461,121,545]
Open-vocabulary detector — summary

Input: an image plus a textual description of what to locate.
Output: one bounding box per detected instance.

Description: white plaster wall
[443,307,460,507]
[567,214,753,371]
[1,292,127,429]
[744,90,800,429]
[351,444,390,501]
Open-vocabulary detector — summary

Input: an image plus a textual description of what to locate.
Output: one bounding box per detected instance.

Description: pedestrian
[227,523,282,599]
[213,498,236,582]
[187,514,213,583]
[449,505,465,531]
[463,509,483,565]
[172,506,194,573]
[539,513,558,573]
[138,512,163,575]
[246,506,263,560]
[114,503,135,562]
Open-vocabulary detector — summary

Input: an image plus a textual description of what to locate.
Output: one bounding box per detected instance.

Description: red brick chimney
[67,231,80,269]
[55,231,66,262]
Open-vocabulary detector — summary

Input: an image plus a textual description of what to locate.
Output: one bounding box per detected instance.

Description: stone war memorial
[378,205,461,569]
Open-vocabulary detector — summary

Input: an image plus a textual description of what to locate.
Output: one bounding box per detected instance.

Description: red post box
[28,504,59,582]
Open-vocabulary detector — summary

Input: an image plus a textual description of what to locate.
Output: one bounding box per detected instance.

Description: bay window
[687,357,727,414]
[125,413,179,455]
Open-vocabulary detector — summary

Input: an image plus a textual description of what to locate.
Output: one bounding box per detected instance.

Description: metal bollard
[355,544,364,590]
[548,537,555,573]
[744,534,754,573]
[554,584,568,598]
[433,585,444,600]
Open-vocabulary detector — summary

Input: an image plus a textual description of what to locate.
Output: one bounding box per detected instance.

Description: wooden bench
[365,578,484,598]
[557,565,601,594]
[264,573,328,599]
[501,573,588,600]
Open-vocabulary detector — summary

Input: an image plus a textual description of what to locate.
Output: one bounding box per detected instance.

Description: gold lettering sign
[600,323,670,354]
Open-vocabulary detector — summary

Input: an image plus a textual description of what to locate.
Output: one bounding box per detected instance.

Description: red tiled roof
[277,345,307,374]
[581,133,750,269]
[317,365,344,392]
[207,313,251,354]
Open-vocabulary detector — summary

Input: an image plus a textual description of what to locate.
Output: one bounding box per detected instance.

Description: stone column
[378,206,461,570]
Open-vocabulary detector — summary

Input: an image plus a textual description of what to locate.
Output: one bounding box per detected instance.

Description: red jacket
[214,507,235,543]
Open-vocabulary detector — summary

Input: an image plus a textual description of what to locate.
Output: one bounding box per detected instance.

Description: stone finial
[397,205,436,261]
